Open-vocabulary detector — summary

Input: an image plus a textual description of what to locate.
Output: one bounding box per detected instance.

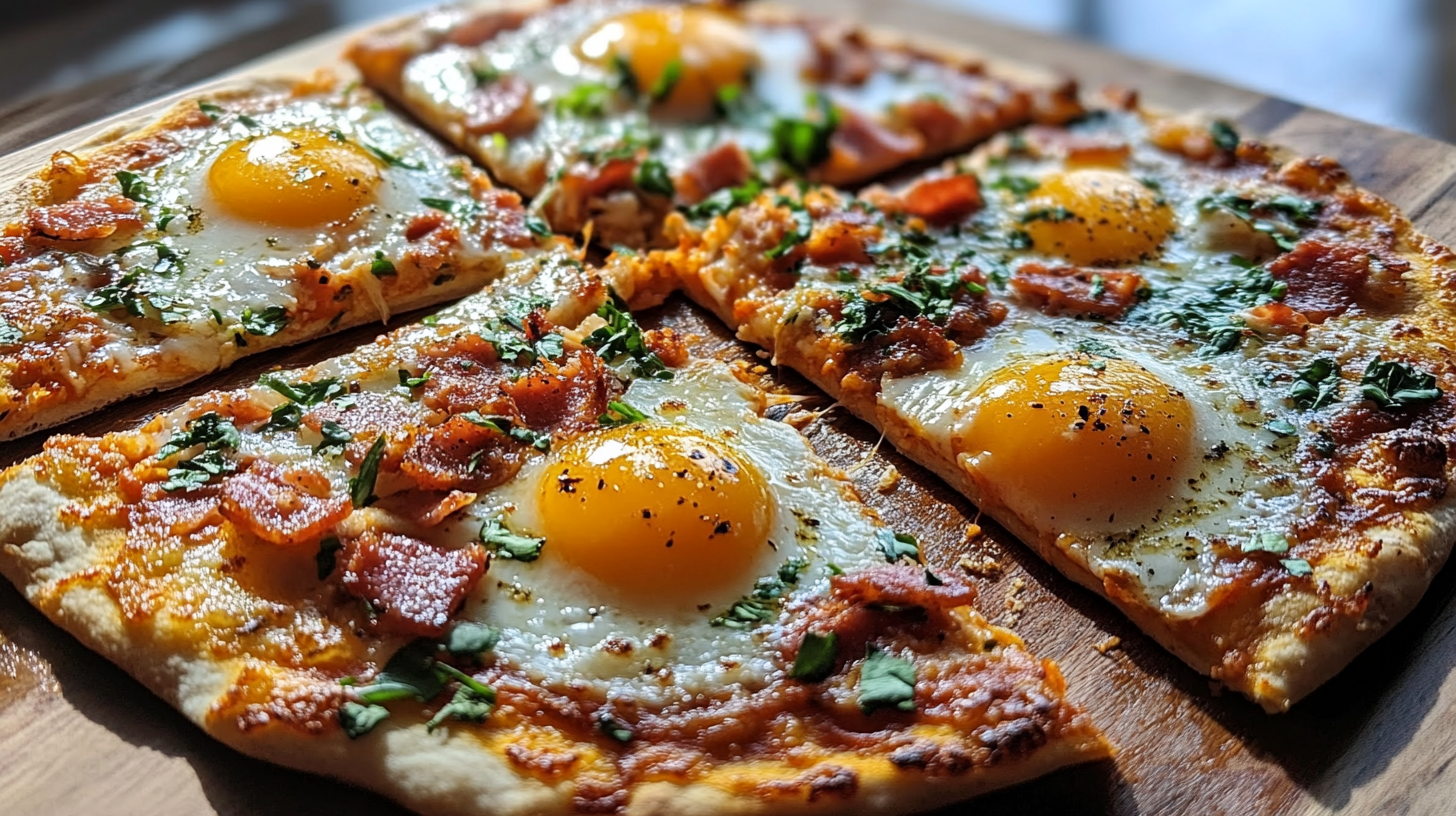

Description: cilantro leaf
[479,516,544,562]
[339,702,390,739]
[711,558,808,628]
[632,159,675,197]
[198,101,224,122]
[424,664,496,733]
[1282,558,1314,576]
[398,369,431,389]
[557,82,613,118]
[156,412,241,491]
[877,529,920,563]
[769,93,839,173]
[1290,358,1341,410]
[261,375,347,406]
[1360,357,1442,410]
[649,59,683,101]
[349,436,387,508]
[857,646,916,714]
[525,214,553,238]
[988,175,1040,198]
[356,640,445,704]
[789,631,839,682]
[1197,193,1322,251]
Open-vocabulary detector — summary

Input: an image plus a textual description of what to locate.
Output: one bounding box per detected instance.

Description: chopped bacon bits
[642,327,689,368]
[1266,238,1408,323]
[1011,263,1145,319]
[26,197,142,242]
[339,531,488,637]
[400,414,527,491]
[898,174,984,226]
[1243,302,1309,337]
[820,109,923,185]
[502,350,619,435]
[219,461,352,546]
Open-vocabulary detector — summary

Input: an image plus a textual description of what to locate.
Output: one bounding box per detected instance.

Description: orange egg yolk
[207,129,381,228]
[575,7,759,120]
[955,356,1194,531]
[1022,169,1173,266]
[535,424,774,604]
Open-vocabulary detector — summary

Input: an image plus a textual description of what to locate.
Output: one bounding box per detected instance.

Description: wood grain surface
[3,2,1456,815]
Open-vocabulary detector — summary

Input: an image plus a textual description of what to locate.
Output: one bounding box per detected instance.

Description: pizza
[0,73,559,441]
[611,96,1456,712]
[0,253,1109,814]
[347,0,1082,247]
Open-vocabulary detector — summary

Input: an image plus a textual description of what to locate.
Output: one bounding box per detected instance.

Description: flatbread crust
[0,74,548,441]
[609,102,1456,711]
[0,256,1109,814]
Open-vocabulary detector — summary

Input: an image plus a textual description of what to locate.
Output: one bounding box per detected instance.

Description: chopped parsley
[479,516,545,562]
[1360,357,1442,410]
[789,631,839,682]
[314,420,352,455]
[1290,358,1341,410]
[632,159,675,197]
[198,101,225,122]
[115,170,152,205]
[768,93,839,173]
[1264,419,1299,438]
[442,621,501,658]
[1209,120,1241,152]
[1144,259,1286,353]
[680,178,764,221]
[420,197,478,220]
[557,82,613,118]
[648,59,683,101]
[339,702,390,739]
[764,197,813,260]
[584,292,673,381]
[712,558,809,629]
[460,411,552,452]
[240,305,288,336]
[1197,193,1322,251]
[599,400,648,427]
[344,639,498,738]
[1242,532,1291,555]
[525,214,553,237]
[1020,205,1074,223]
[835,263,983,345]
[349,436,387,508]
[598,714,634,743]
[0,318,22,346]
[1282,558,1314,577]
[857,646,916,714]
[315,537,343,580]
[359,141,423,171]
[156,412,240,492]
[877,529,921,563]
[424,665,496,733]
[398,369,431,389]
[988,175,1040,198]
[370,251,397,278]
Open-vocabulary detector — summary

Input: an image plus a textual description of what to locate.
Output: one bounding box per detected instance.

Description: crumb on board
[1093,635,1122,655]
[961,523,983,543]
[1003,577,1027,625]
[876,465,901,493]
[755,349,771,359]
[959,552,1005,580]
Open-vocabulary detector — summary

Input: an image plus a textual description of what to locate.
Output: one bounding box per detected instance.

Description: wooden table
[4,2,1456,814]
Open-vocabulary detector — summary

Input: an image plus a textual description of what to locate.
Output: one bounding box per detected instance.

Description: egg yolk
[955,356,1194,531]
[575,7,759,120]
[1022,169,1173,266]
[535,424,775,604]
[207,129,381,228]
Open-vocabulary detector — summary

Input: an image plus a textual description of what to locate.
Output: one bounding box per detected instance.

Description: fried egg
[61,84,512,360]
[426,361,895,702]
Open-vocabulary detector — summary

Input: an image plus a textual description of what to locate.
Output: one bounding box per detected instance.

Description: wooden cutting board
[3,2,1456,814]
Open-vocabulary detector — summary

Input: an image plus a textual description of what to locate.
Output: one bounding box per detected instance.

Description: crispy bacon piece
[642,327,689,368]
[476,187,537,249]
[501,350,619,435]
[302,392,418,466]
[462,75,540,137]
[405,490,478,527]
[899,174,983,226]
[1266,238,1408,323]
[821,109,923,185]
[400,414,527,491]
[1011,263,1144,318]
[1243,302,1309,336]
[676,142,752,204]
[0,236,26,264]
[340,531,488,637]
[26,197,141,241]
[896,96,964,155]
[405,210,448,242]
[219,461,351,546]
[443,8,529,47]
[831,563,978,610]
[804,21,877,86]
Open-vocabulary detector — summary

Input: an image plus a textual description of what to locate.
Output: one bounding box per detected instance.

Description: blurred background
[4,0,1455,143]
